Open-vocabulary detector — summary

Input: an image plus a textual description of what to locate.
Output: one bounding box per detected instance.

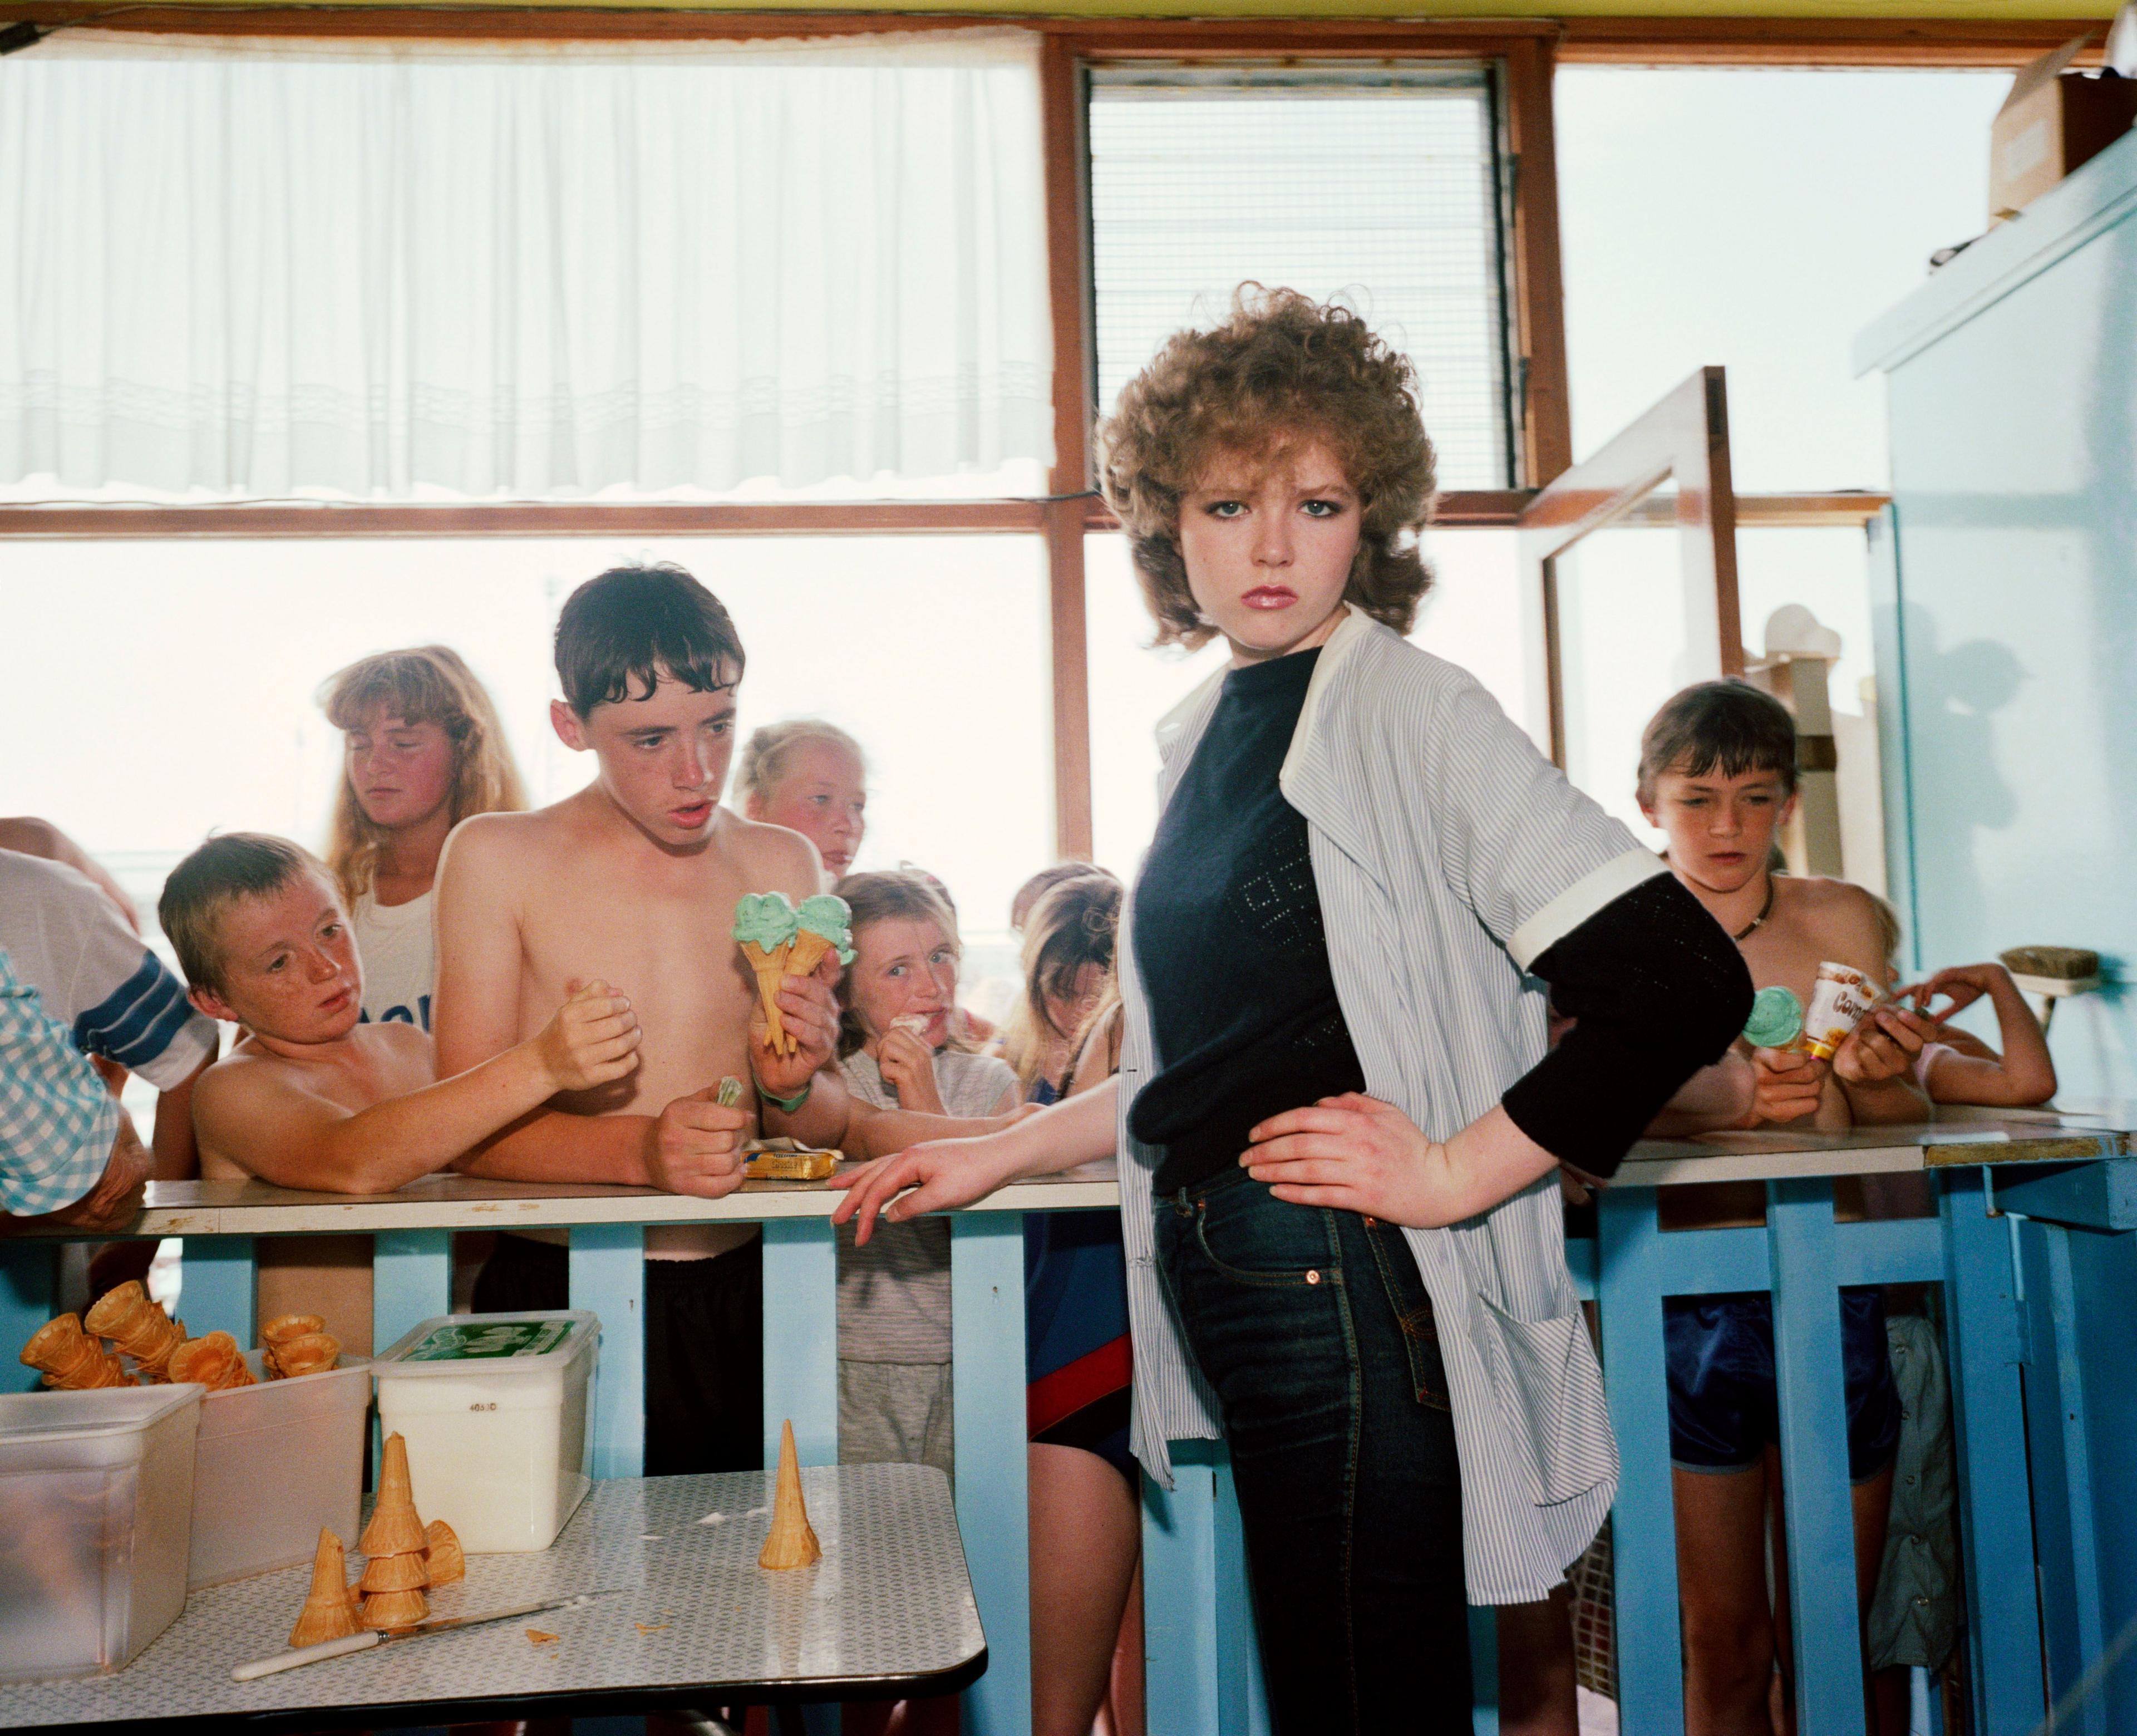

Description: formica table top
[0,1464,984,1732]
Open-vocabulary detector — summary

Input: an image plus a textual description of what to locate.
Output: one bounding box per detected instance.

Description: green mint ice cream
[733,892,799,951]
[1742,985,1805,1050]
[796,894,856,965]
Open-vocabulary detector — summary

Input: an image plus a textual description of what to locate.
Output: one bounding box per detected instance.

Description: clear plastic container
[371,1311,597,1554]
[188,1350,372,1588]
[0,1384,201,1681]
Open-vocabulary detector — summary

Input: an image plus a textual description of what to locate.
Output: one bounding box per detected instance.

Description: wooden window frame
[0,9,2070,858]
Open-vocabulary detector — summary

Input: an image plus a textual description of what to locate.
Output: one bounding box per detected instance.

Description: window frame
[0,8,2066,857]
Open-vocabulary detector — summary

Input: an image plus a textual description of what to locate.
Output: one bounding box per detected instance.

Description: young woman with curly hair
[835,287,1752,1731]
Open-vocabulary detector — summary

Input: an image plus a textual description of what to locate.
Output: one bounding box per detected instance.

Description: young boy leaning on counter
[429,563,1020,1474]
[162,832,639,1194]
[1638,680,1938,1736]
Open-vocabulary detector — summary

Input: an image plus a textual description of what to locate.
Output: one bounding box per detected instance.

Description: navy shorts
[1665,1287,1900,1483]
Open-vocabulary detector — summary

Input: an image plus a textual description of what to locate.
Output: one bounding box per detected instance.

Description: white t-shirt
[353,889,435,1031]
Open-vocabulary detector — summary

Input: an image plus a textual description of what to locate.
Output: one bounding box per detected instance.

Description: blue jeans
[1156,1166,1471,1734]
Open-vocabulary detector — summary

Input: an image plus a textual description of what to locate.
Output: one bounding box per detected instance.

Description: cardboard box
[1991,33,2137,222]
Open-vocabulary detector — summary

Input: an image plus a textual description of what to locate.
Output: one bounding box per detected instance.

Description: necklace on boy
[1732,877,1776,942]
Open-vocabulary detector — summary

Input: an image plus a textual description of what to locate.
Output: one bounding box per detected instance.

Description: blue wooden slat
[2031,1219,2108,1734]
[372,1228,451,1355]
[180,1235,255,1345]
[1211,1449,1271,1735]
[1596,1187,1687,1736]
[1564,1233,1597,1301]
[1938,1169,2046,1727]
[0,1242,58,1393]
[760,1217,837,1468]
[950,1212,1030,1736]
[1832,1214,1943,1287]
[568,1224,643,1480]
[1468,1606,1498,1735]
[1766,1178,1865,1736]
[1143,1443,1222,1733]
[1991,1155,2137,1233]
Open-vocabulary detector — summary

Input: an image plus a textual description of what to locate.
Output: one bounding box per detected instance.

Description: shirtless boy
[161,833,637,1196]
[1637,681,1936,1736]
[435,564,913,1474]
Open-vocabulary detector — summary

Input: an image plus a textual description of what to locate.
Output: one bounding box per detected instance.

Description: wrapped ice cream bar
[1802,961,1883,1060]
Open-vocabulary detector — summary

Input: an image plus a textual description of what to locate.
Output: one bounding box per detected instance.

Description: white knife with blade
[232,1589,627,1681]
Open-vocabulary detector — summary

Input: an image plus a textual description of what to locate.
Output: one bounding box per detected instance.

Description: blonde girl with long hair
[318,646,526,1029]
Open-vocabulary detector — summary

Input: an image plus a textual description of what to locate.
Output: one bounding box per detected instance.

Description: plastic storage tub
[0,1384,201,1681]
[372,1311,597,1554]
[188,1350,371,1588]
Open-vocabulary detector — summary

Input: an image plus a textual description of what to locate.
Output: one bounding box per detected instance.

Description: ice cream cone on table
[359,1433,430,1557]
[733,892,803,1056]
[85,1281,185,1381]
[425,1519,465,1586]
[361,1587,430,1632]
[759,1418,821,1570]
[288,1530,361,1648]
[359,1547,430,1594]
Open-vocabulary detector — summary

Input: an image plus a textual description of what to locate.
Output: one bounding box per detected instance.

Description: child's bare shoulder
[722,811,825,893]
[1779,876,1886,956]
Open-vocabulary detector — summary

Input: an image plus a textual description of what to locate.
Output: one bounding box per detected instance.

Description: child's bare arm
[1645,1051,1757,1136]
[1908,963,2057,1107]
[1814,888,1936,1124]
[197,989,639,1194]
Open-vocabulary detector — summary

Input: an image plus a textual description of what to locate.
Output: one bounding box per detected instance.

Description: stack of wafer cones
[19,1314,133,1389]
[83,1281,185,1382]
[425,1518,465,1586]
[758,1419,822,1570]
[261,1314,341,1380]
[168,1330,257,1390]
[288,1530,362,1648]
[357,1433,430,1630]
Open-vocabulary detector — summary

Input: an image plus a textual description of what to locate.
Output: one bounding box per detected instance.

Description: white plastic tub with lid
[371,1311,597,1553]
[0,1384,201,1681]
[187,1350,371,1588]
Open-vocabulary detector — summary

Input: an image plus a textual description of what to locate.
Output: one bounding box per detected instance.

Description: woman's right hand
[828,1132,1023,1244]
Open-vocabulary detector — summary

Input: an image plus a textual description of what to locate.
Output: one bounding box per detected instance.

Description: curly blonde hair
[1096,286,1437,650]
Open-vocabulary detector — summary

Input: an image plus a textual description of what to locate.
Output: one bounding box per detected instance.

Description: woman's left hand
[1243,1093,1451,1225]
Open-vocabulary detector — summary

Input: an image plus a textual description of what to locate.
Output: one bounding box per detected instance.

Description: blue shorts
[1665,1288,1900,1483]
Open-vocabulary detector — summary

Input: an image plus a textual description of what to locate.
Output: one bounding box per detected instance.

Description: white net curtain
[0,29,1052,497]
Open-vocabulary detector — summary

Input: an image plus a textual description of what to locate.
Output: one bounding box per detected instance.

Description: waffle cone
[169,1330,253,1390]
[757,1419,821,1570]
[360,1434,429,1556]
[741,940,794,1054]
[267,1331,340,1380]
[85,1282,185,1378]
[261,1314,326,1346]
[288,1531,360,1647]
[787,930,833,979]
[21,1314,93,1379]
[425,1519,465,1586]
[346,1581,363,1624]
[361,1587,429,1632]
[359,1548,430,1593]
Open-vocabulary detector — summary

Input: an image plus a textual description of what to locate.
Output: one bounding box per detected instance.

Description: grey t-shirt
[836,1046,1017,1365]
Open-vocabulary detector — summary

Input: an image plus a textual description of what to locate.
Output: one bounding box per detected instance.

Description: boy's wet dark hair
[554,564,746,717]
[159,833,329,994]
[1637,680,1798,805]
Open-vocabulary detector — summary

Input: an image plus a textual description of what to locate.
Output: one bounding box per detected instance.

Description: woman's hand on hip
[1243,1093,1453,1226]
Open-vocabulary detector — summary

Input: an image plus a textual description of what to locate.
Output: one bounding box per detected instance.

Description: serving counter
[2,1116,2131,1736]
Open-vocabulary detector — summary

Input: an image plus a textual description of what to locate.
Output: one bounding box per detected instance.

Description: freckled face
[193,873,363,1044]
[552,670,739,848]
[750,740,868,879]
[845,916,958,1053]
[1178,440,1362,665]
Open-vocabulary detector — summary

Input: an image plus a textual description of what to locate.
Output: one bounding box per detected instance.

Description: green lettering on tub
[402,1320,573,1361]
